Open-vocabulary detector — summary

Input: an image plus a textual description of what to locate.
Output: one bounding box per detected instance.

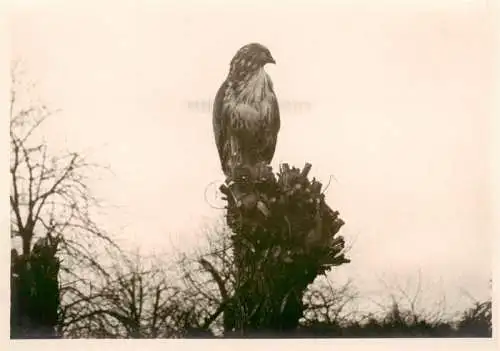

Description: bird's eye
[260,51,272,62]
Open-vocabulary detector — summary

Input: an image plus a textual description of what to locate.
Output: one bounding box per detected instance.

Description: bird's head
[229,43,276,78]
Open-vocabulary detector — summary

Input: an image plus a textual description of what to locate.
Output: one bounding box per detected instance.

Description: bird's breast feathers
[223,68,277,130]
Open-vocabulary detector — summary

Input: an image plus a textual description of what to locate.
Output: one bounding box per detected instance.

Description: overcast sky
[10,0,495,313]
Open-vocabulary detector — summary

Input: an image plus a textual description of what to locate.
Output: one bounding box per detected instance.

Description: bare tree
[176,221,236,336]
[302,277,359,327]
[59,251,199,338]
[367,271,451,326]
[9,61,117,337]
[10,61,114,261]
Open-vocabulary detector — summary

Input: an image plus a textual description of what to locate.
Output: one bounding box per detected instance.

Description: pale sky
[9,0,496,314]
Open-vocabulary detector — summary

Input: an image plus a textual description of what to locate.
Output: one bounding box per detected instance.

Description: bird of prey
[213,43,280,179]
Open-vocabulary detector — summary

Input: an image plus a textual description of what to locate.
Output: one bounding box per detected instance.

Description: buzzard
[213,43,280,179]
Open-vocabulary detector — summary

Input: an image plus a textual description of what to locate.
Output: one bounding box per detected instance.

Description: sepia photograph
[5,0,497,346]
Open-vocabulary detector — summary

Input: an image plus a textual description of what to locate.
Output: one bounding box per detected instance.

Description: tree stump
[219,162,350,336]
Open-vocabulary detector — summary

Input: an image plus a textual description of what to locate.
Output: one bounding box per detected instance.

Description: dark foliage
[455,300,492,337]
[296,298,492,338]
[11,237,61,338]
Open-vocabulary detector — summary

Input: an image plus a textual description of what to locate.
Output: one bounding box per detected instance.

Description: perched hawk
[213,43,280,179]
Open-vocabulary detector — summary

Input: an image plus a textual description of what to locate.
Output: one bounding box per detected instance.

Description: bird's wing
[261,87,281,164]
[213,80,230,174]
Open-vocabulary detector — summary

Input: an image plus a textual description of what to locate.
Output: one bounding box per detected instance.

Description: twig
[204,179,226,210]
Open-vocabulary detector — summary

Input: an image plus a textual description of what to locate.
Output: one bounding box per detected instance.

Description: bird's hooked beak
[262,52,276,65]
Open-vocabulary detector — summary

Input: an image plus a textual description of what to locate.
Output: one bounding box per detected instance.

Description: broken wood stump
[218,162,350,335]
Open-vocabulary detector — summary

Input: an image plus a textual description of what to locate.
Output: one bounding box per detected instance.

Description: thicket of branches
[57,228,492,338]
[9,64,492,339]
[59,251,200,338]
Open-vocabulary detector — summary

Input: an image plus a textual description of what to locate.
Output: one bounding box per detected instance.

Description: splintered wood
[219,162,349,335]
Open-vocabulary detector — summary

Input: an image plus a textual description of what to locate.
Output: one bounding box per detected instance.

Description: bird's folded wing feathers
[261,94,280,163]
[213,81,228,169]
